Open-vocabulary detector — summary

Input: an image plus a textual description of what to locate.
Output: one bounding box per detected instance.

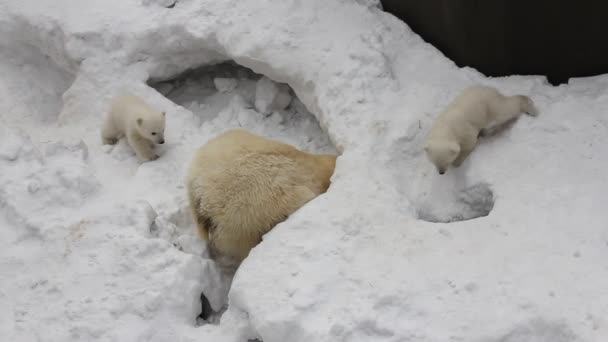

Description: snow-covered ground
[1,0,607,341]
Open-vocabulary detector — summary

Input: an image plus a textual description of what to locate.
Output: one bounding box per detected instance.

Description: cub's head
[424,140,460,175]
[136,111,166,144]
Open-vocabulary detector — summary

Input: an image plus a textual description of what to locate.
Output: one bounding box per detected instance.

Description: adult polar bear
[187,129,337,269]
[425,85,538,174]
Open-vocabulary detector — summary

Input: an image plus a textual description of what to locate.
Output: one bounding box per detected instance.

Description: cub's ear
[137,118,143,126]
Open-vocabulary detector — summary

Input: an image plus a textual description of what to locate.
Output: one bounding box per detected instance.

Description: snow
[254,76,293,115]
[1,0,607,341]
[213,78,238,93]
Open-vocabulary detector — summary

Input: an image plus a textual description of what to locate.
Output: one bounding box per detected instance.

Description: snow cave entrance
[148,61,336,325]
[148,61,336,156]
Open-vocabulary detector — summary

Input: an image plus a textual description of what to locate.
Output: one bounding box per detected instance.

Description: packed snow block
[254,76,292,115]
[380,0,608,84]
[213,77,238,93]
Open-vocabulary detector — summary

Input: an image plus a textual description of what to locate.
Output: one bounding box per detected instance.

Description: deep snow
[0,0,607,341]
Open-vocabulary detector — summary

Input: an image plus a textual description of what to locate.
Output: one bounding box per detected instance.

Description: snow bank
[1,0,607,341]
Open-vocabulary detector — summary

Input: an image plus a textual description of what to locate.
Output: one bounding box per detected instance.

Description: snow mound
[0,125,98,239]
[1,0,607,341]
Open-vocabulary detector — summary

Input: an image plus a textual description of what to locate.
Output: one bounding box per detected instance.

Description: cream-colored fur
[101,94,166,162]
[425,85,538,174]
[187,129,337,266]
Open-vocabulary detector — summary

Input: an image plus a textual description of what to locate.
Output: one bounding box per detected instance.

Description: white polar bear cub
[101,94,166,162]
[425,85,538,174]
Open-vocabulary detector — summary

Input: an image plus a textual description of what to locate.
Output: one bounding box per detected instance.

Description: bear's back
[188,130,333,261]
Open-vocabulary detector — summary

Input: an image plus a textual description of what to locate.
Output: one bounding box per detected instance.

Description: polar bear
[101,94,166,162]
[187,129,337,269]
[425,85,538,174]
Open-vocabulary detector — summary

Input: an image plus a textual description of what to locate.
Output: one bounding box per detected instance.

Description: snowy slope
[1,0,607,341]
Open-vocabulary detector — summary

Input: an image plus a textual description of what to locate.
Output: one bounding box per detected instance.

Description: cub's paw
[102,137,118,145]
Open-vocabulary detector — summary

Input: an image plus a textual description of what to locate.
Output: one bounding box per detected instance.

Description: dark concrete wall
[381,0,608,84]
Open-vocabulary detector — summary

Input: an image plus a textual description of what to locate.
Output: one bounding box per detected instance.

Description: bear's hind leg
[490,95,537,132]
[188,187,210,241]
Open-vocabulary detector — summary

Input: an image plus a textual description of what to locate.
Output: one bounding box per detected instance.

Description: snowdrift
[1,0,606,341]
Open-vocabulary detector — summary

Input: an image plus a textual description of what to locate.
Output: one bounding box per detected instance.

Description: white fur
[425,85,538,174]
[187,129,337,269]
[101,94,166,162]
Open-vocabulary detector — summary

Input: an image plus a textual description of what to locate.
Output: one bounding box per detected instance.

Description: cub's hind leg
[101,117,120,145]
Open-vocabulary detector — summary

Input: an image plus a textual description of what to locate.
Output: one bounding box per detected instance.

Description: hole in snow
[197,292,213,321]
[195,291,228,326]
[148,61,336,155]
[388,121,494,224]
[416,182,495,223]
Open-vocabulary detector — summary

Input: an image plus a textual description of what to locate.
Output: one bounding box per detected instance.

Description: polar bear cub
[425,85,538,174]
[101,94,166,162]
[187,129,337,268]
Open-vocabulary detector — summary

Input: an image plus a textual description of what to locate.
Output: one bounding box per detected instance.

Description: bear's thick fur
[425,85,538,174]
[187,129,337,267]
[101,94,166,162]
